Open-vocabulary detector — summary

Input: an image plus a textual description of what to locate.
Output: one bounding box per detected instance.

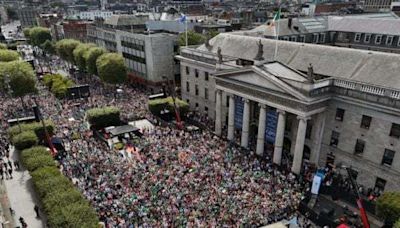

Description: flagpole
[273,8,281,61]
[185,19,188,47]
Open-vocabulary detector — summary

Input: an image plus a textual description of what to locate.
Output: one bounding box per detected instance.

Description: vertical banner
[311,170,325,195]
[234,96,244,129]
[265,110,278,143]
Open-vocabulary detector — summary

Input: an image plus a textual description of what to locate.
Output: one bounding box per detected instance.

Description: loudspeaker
[32,106,40,122]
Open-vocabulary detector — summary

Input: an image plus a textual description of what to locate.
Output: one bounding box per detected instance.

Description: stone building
[87,22,178,85]
[248,14,400,54]
[176,33,400,192]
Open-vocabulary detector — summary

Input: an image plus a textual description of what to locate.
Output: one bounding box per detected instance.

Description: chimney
[288,18,292,28]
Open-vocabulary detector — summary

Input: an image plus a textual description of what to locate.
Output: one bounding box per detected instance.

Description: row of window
[186,82,209,100]
[185,66,209,81]
[281,33,326,43]
[354,33,399,46]
[330,131,396,166]
[122,52,146,64]
[335,108,400,137]
[121,40,145,51]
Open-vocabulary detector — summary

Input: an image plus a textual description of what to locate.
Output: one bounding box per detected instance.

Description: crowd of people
[0,54,308,227]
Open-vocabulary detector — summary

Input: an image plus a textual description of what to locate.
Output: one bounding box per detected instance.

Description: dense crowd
[0,57,307,227]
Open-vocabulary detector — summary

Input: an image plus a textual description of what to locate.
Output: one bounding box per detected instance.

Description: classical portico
[214,62,329,174]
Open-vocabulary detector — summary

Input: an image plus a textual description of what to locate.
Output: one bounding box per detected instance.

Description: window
[364,34,371,43]
[390,123,400,138]
[335,108,345,121]
[375,35,382,44]
[360,115,372,129]
[195,85,199,96]
[382,149,395,166]
[195,103,199,108]
[186,81,190,92]
[354,139,365,156]
[283,36,289,41]
[386,36,394,45]
[299,35,305,43]
[205,106,208,112]
[226,96,229,107]
[204,88,209,100]
[290,36,297,42]
[205,72,209,81]
[330,131,340,147]
[195,69,199,78]
[312,33,319,43]
[185,66,189,75]
[375,177,386,192]
[319,33,326,43]
[186,99,190,104]
[354,33,361,42]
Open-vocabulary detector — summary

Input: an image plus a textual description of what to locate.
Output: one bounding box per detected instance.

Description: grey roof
[104,14,148,26]
[250,17,329,37]
[328,16,400,35]
[109,125,139,136]
[196,33,400,89]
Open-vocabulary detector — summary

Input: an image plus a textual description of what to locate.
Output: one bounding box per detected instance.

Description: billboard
[234,95,244,129]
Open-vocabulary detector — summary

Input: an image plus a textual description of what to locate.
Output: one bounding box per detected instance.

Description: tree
[55,39,81,64]
[395,219,400,228]
[12,131,38,150]
[0,50,19,62]
[376,192,400,226]
[178,30,205,46]
[29,27,52,47]
[73,43,96,71]
[23,28,31,43]
[208,29,220,39]
[84,47,106,75]
[6,61,37,98]
[96,53,127,84]
[0,43,7,49]
[41,40,55,55]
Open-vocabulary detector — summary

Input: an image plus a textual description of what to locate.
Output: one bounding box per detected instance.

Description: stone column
[227,95,235,141]
[256,104,267,156]
[310,112,326,165]
[291,116,309,174]
[241,99,250,148]
[215,90,222,136]
[273,109,286,165]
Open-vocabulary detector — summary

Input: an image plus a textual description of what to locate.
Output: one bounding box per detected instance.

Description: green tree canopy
[0,61,37,97]
[23,28,31,40]
[0,50,19,62]
[96,53,127,84]
[41,40,56,55]
[84,47,107,75]
[29,27,52,47]
[377,192,400,226]
[55,39,81,63]
[73,43,96,71]
[0,43,7,49]
[178,30,206,46]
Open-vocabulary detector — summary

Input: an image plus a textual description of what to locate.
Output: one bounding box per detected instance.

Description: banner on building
[265,110,278,143]
[234,96,244,129]
[311,170,325,195]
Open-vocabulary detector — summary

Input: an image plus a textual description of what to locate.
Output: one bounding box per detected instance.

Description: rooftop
[195,33,400,89]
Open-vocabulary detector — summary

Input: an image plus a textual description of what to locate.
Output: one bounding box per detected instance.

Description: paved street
[4,148,45,228]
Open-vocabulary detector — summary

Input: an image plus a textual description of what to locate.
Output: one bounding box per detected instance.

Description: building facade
[18,7,38,28]
[176,33,400,192]
[87,25,178,85]
[252,15,400,54]
[62,20,92,42]
[364,0,393,12]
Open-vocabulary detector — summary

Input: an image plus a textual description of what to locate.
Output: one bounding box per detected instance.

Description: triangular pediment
[215,66,309,101]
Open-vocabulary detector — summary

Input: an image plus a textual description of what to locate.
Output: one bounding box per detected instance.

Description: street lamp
[162,76,183,129]
[32,97,56,157]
